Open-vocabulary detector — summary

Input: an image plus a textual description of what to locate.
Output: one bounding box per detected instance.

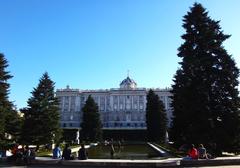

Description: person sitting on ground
[62,144,73,160]
[29,148,36,160]
[52,144,62,159]
[12,144,19,157]
[78,143,88,160]
[198,144,208,159]
[23,145,32,165]
[187,144,198,159]
[8,144,18,162]
[15,146,24,164]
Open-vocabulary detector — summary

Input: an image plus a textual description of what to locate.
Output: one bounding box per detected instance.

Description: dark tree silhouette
[171,3,240,154]
[21,72,62,146]
[80,95,102,142]
[0,53,21,145]
[0,53,11,142]
[146,89,168,142]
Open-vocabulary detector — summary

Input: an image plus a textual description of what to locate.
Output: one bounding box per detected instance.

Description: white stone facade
[56,77,172,130]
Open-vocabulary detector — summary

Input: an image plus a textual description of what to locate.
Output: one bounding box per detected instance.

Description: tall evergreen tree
[171,3,240,153]
[80,95,102,142]
[146,89,168,142]
[0,53,13,143]
[21,72,61,145]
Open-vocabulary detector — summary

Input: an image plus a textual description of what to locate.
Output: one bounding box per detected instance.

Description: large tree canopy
[0,53,12,143]
[21,72,61,145]
[170,3,240,154]
[80,95,102,142]
[0,53,21,145]
[146,89,168,142]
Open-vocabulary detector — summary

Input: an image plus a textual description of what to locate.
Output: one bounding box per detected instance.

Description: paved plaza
[1,164,240,168]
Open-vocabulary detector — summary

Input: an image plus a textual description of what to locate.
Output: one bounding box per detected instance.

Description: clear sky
[0,0,239,109]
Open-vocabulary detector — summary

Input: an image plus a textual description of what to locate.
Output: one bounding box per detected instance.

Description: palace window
[114,104,117,110]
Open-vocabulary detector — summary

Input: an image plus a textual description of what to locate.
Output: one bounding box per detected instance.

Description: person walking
[110,144,115,159]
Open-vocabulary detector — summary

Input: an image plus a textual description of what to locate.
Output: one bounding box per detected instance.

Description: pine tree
[171,3,240,154]
[146,89,168,142]
[80,95,102,142]
[5,108,23,142]
[21,72,61,145]
[0,53,13,144]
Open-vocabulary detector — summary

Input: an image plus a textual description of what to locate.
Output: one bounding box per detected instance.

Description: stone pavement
[1,165,240,168]
[181,156,240,167]
[29,156,240,167]
[1,158,240,168]
[34,156,181,167]
[201,166,240,168]
[2,149,240,167]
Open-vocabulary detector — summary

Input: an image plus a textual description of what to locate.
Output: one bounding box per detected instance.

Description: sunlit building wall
[56,76,172,130]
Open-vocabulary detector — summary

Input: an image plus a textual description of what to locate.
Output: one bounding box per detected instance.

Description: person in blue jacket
[52,144,61,159]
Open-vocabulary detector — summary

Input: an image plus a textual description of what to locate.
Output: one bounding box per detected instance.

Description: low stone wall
[181,157,240,167]
[33,157,181,167]
[2,156,240,167]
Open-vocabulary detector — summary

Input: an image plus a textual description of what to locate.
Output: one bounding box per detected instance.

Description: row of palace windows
[113,103,144,110]
[62,123,80,127]
[61,122,146,128]
[60,95,146,105]
[60,98,169,111]
[103,115,145,121]
[103,122,146,127]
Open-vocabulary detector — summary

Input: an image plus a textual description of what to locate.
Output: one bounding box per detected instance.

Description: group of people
[52,143,88,160]
[9,144,35,165]
[185,144,210,160]
[53,139,122,160]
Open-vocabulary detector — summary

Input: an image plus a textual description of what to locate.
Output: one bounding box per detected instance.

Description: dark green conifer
[5,108,23,142]
[171,3,240,154]
[0,53,14,144]
[21,72,61,145]
[146,89,168,142]
[80,95,102,142]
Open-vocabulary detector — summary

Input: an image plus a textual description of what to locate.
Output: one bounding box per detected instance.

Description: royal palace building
[56,76,173,133]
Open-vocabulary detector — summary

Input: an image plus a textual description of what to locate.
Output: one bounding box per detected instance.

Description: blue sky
[0,0,239,109]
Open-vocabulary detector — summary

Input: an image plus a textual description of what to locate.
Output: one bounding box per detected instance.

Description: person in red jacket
[188,144,198,159]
